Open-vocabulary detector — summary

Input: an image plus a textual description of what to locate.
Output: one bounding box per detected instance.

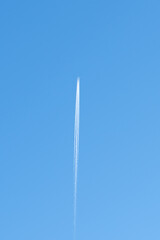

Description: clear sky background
[0,0,160,239]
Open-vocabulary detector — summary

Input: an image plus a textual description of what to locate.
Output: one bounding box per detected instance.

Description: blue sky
[0,0,160,239]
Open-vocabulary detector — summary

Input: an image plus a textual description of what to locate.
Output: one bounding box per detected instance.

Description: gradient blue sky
[0,0,160,239]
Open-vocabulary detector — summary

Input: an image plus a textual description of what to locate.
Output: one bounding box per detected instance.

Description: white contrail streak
[74,78,80,238]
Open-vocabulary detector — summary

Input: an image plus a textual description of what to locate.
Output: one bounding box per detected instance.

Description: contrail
[74,78,80,239]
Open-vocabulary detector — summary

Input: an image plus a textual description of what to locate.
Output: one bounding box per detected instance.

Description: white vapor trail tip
[74,78,80,239]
